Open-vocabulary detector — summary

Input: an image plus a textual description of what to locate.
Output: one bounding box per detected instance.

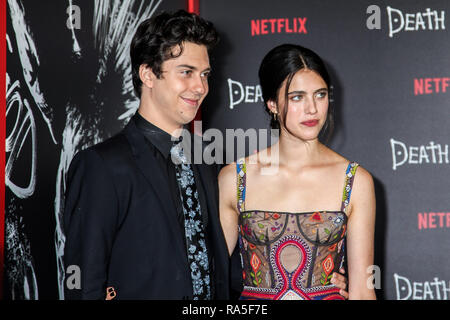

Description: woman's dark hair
[258,44,334,143]
[130,10,219,97]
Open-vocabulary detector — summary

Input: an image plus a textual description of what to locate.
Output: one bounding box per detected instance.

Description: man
[63,10,227,300]
[63,10,348,300]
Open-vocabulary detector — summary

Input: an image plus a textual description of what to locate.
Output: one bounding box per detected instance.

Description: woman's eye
[291,95,303,101]
[316,91,327,99]
[181,70,192,76]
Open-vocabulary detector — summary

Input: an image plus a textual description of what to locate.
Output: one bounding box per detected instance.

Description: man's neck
[137,105,183,138]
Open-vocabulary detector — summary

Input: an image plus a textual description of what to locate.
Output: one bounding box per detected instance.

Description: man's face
[149,42,210,134]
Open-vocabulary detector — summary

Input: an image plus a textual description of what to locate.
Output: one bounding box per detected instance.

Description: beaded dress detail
[236,160,359,300]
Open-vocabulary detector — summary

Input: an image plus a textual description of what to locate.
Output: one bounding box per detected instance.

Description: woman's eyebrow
[287,88,328,95]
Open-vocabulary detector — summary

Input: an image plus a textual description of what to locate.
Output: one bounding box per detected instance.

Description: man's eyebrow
[176,64,211,72]
[287,88,328,95]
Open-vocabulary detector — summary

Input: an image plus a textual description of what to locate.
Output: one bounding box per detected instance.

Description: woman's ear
[267,100,278,114]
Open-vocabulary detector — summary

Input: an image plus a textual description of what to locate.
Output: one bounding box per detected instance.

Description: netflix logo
[418,212,450,230]
[414,77,449,95]
[251,17,307,36]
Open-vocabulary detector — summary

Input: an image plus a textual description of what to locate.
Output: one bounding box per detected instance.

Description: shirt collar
[133,112,182,159]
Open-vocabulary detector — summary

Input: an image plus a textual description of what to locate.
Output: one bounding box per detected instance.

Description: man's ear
[139,64,156,89]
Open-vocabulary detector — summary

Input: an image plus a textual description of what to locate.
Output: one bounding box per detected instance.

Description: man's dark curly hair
[130,10,219,97]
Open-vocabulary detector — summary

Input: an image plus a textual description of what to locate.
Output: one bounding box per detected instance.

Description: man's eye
[181,70,192,76]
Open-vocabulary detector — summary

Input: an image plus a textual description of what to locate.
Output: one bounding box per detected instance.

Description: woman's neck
[276,131,324,168]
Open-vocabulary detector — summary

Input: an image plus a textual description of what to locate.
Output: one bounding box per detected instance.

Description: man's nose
[191,75,207,95]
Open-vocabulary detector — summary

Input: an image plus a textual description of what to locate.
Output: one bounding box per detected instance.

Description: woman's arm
[218,163,240,256]
[346,166,377,300]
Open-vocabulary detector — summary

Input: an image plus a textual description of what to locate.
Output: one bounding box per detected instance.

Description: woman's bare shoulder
[326,148,374,187]
[353,164,375,191]
[321,147,374,191]
[218,162,237,184]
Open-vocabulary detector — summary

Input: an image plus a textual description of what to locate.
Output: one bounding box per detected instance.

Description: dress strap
[340,161,359,214]
[236,159,247,213]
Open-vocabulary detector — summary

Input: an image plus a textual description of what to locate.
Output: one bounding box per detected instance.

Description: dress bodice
[236,160,359,300]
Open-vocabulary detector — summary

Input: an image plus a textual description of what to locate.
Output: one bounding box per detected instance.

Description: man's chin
[171,118,196,133]
[181,110,200,123]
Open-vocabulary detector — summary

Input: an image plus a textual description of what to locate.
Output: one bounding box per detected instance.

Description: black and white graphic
[5,0,185,299]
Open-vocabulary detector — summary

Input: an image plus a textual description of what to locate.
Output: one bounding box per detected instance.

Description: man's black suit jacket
[63,119,230,299]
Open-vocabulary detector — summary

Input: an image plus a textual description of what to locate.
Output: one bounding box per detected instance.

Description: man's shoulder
[78,128,131,165]
[93,130,129,154]
[66,129,135,189]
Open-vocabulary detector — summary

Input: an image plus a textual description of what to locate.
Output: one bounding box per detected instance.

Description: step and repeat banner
[5,0,185,299]
[4,0,450,300]
[200,0,450,300]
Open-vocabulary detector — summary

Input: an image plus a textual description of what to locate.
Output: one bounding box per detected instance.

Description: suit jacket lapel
[123,120,188,266]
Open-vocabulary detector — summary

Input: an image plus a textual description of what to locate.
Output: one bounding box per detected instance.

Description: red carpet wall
[200,0,450,300]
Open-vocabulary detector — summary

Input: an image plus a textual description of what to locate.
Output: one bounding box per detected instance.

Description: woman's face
[271,69,329,142]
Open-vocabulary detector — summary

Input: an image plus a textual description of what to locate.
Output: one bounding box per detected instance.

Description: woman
[219,44,376,300]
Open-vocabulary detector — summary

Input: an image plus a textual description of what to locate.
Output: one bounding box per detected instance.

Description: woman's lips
[301,120,319,127]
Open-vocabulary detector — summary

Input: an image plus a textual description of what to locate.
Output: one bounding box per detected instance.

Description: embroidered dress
[236,160,359,300]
